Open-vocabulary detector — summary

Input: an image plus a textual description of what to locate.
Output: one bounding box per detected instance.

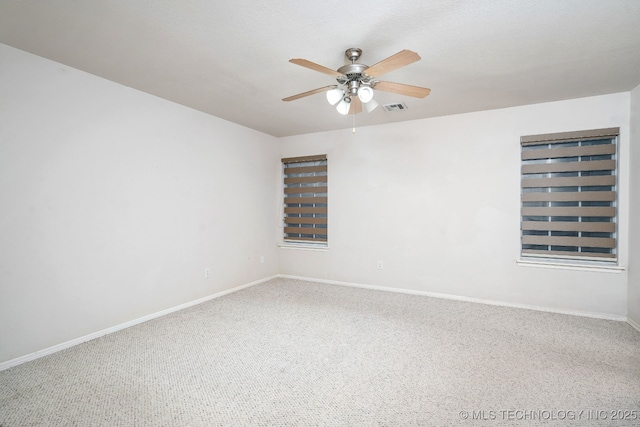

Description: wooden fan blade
[289,58,343,77]
[283,85,336,102]
[349,97,363,115]
[374,81,431,98]
[365,50,421,77]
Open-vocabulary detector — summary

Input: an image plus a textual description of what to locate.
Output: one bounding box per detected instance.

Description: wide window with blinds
[282,155,328,244]
[520,127,619,261]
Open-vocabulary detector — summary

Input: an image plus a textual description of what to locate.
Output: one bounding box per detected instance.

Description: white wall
[629,84,640,328]
[279,93,631,317]
[1,42,635,366]
[0,44,279,364]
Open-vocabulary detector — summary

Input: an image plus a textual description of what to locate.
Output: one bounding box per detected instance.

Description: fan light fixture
[326,85,378,114]
[336,97,351,115]
[326,88,344,105]
[357,86,374,103]
[364,98,379,113]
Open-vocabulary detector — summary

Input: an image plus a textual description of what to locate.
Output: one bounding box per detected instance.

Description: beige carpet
[1,278,639,426]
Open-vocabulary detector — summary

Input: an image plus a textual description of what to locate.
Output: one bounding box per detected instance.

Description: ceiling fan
[282,48,431,115]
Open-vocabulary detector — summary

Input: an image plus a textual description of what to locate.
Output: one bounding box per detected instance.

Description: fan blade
[290,58,343,77]
[349,97,363,115]
[374,81,431,98]
[365,50,421,77]
[283,85,336,102]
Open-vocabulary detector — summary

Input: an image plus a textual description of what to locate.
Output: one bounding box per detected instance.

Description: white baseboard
[628,317,640,333]
[4,274,631,371]
[278,274,627,322]
[0,275,277,372]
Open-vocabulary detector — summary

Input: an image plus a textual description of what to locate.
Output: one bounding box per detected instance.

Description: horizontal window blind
[282,155,328,243]
[520,127,618,260]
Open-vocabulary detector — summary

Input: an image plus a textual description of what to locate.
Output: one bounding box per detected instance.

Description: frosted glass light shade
[336,98,351,115]
[364,98,379,113]
[357,86,374,103]
[326,88,344,105]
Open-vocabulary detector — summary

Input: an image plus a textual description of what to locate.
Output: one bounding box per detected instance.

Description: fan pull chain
[352,112,356,134]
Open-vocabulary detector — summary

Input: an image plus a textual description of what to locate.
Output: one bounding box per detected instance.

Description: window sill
[516,258,625,273]
[278,242,329,252]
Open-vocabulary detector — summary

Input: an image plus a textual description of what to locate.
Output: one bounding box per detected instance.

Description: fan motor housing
[337,63,370,85]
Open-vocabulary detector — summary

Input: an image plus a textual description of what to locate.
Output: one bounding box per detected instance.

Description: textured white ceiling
[1,0,639,137]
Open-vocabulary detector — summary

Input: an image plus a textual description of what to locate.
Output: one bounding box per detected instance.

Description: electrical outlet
[377,261,384,270]
[204,268,211,278]
[260,256,265,264]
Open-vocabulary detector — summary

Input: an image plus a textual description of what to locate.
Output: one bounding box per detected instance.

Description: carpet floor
[1,278,639,426]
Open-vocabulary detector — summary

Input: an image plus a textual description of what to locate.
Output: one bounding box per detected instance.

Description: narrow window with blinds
[520,127,619,261]
[282,155,328,244]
